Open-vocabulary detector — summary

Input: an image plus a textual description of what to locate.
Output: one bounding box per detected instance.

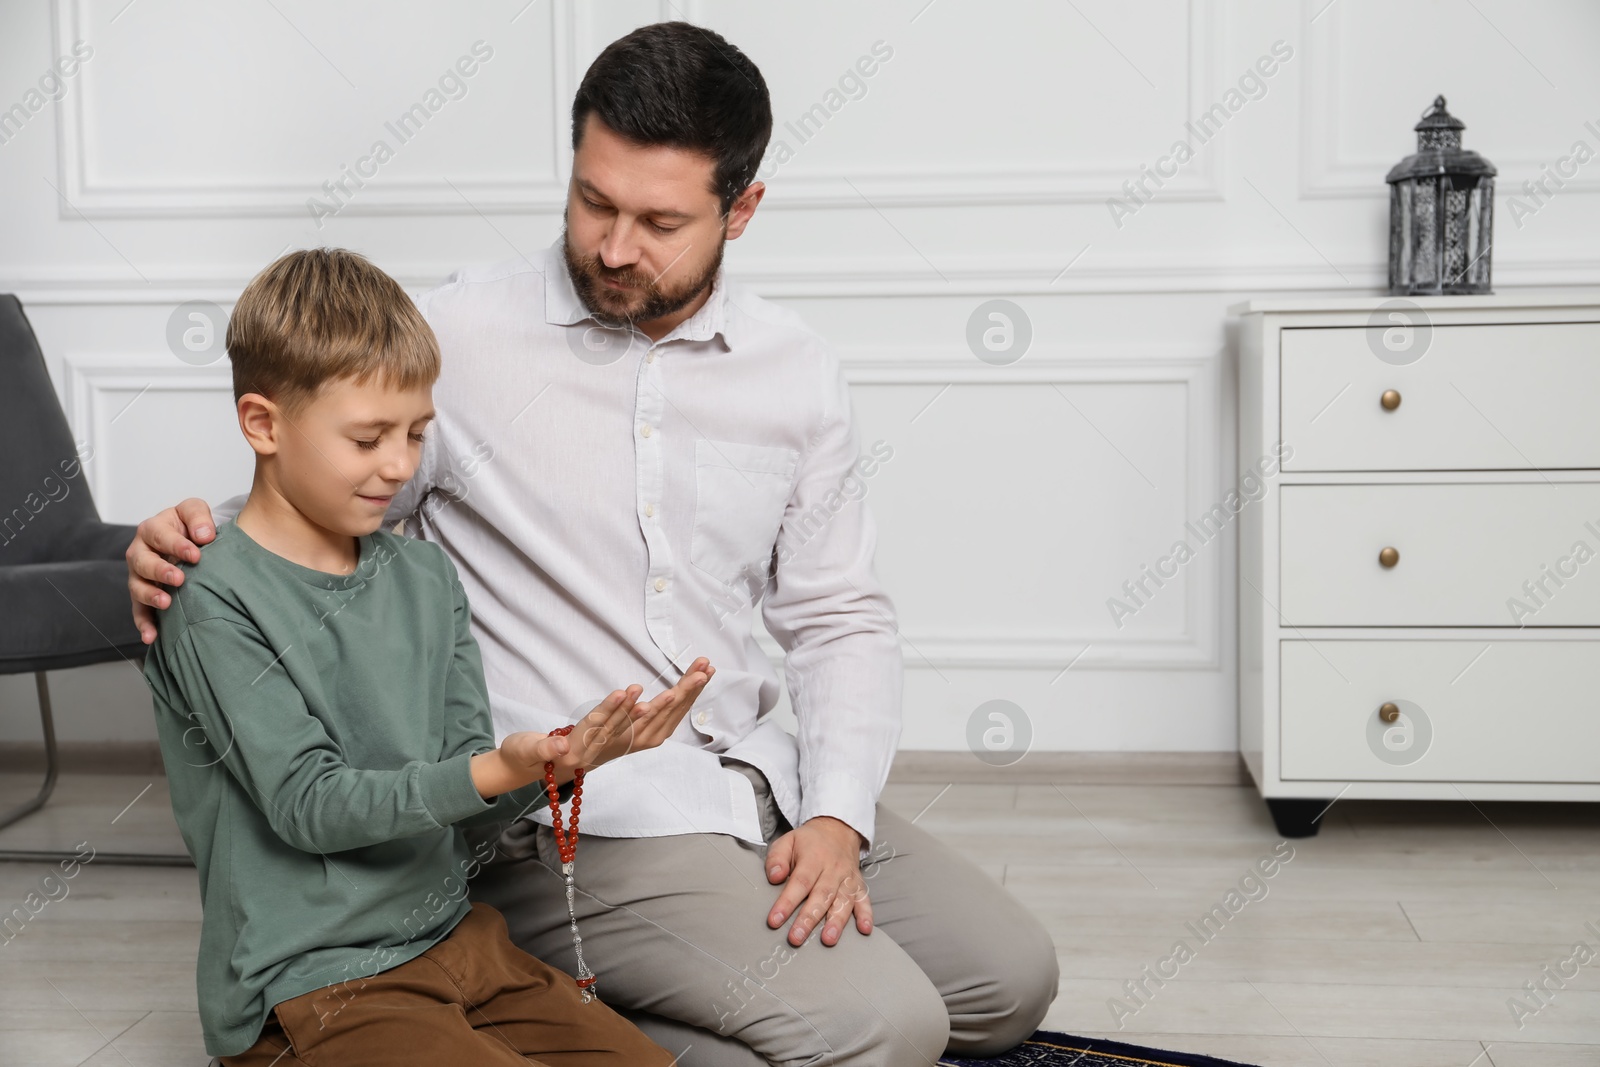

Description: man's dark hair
[572,21,772,217]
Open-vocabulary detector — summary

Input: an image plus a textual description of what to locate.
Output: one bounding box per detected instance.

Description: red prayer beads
[544,723,599,1000]
[543,724,584,864]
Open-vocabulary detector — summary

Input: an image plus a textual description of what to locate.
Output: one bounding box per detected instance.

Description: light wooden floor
[2,768,1598,1066]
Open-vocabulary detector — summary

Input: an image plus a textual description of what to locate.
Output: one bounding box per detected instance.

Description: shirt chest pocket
[690,439,800,586]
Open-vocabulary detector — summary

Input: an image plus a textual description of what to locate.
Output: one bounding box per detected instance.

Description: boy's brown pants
[220,901,674,1066]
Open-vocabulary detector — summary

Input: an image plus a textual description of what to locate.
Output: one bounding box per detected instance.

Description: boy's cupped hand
[501,658,715,782]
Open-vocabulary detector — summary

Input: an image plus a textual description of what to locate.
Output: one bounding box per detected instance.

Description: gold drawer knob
[1380,389,1402,411]
[1378,546,1400,568]
[1379,702,1401,723]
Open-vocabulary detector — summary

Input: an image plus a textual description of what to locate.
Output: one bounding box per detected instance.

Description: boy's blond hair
[226,248,439,416]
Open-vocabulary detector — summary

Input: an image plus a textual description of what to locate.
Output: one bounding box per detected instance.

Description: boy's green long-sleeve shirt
[142,521,556,1057]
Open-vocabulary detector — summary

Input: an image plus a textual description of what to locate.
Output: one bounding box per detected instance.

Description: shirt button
[644,503,655,518]
[695,710,708,727]
[646,352,657,363]
[640,423,653,438]
[654,577,667,592]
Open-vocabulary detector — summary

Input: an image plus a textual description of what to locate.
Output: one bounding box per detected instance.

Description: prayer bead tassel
[546,726,597,1002]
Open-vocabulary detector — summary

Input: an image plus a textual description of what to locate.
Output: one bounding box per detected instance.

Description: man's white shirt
[218,237,904,847]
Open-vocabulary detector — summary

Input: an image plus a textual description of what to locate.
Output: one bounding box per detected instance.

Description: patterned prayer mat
[939,1030,1258,1067]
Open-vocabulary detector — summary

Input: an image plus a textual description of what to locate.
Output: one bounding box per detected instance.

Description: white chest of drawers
[1233,291,1600,836]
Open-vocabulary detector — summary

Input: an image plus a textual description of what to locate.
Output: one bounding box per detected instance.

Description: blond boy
[143,249,712,1064]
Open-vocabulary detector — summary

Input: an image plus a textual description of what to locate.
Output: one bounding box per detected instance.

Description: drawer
[1280,321,1600,471]
[1280,640,1600,782]
[1280,483,1600,626]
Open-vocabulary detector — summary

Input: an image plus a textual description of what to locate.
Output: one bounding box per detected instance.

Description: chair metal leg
[0,671,192,866]
[0,672,60,833]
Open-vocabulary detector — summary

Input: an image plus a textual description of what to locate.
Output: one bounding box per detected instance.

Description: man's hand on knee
[764,815,873,948]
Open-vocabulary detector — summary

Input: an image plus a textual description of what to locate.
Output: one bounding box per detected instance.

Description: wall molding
[14,253,1600,305]
[57,351,234,511]
[887,749,1250,784]
[839,346,1222,671]
[54,345,1222,672]
[743,0,1225,208]
[0,741,1251,780]
[52,0,1226,215]
[53,0,577,218]
[1297,0,1600,200]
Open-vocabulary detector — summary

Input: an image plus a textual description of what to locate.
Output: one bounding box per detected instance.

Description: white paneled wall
[3,0,1598,752]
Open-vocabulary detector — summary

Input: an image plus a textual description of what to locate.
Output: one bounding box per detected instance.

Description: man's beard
[562,222,725,329]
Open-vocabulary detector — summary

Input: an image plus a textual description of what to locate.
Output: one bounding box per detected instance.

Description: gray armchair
[0,294,188,864]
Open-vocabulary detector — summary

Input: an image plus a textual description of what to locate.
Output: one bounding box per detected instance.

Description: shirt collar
[544,236,737,349]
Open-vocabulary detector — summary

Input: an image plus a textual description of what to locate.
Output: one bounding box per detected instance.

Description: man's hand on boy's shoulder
[127,498,219,644]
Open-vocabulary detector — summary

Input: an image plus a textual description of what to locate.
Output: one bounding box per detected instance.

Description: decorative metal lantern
[1386,95,1496,295]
